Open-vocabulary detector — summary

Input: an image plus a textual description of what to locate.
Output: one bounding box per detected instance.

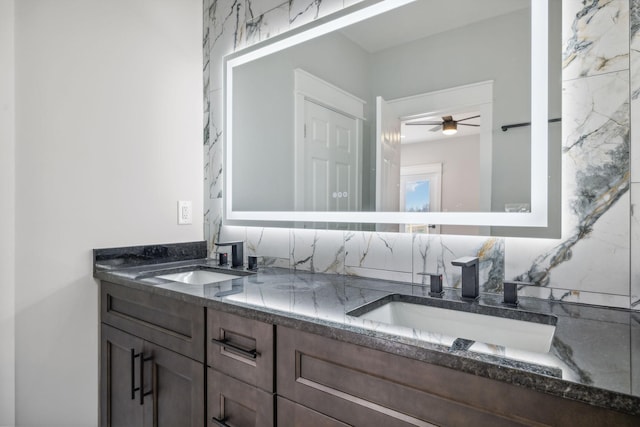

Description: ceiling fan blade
[456,115,481,122]
[405,121,442,126]
[429,125,441,132]
[458,123,480,127]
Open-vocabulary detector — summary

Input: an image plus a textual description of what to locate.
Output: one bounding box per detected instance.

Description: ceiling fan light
[442,121,457,135]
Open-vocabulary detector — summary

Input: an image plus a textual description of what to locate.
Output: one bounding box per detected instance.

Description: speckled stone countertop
[93,242,640,416]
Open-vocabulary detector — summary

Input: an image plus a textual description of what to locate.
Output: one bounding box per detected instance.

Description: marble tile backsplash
[631,0,640,310]
[204,0,640,310]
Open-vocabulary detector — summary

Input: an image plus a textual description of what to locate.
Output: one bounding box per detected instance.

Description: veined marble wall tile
[205,90,223,201]
[412,234,505,293]
[632,49,640,183]
[552,192,630,295]
[344,266,413,284]
[246,227,291,268]
[563,0,629,79]
[204,0,213,115]
[518,284,631,308]
[508,71,629,294]
[629,0,640,310]
[204,198,223,255]
[632,184,640,309]
[344,231,413,273]
[562,71,629,226]
[246,0,285,16]
[290,229,345,273]
[289,0,344,29]
[504,237,557,282]
[209,0,247,91]
[631,0,640,182]
[219,225,247,243]
[246,1,289,45]
[558,71,629,292]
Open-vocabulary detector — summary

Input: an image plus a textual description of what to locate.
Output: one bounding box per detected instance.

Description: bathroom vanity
[94,243,640,426]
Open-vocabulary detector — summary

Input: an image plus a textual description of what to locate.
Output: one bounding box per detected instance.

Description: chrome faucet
[214,241,244,268]
[451,256,479,300]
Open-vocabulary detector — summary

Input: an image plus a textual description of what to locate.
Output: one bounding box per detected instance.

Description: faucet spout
[451,256,479,300]
[215,241,244,268]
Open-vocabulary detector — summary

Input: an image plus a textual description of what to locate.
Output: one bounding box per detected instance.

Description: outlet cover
[178,200,192,225]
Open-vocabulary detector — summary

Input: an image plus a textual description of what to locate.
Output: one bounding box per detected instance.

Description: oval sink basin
[348,294,556,353]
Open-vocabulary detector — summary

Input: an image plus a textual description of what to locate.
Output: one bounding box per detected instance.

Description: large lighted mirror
[224,0,561,236]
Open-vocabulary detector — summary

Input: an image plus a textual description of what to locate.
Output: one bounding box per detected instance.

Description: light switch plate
[178,200,192,225]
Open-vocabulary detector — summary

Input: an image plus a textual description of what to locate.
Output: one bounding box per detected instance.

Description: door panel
[101,325,144,427]
[142,341,204,427]
[304,100,360,213]
[309,157,329,211]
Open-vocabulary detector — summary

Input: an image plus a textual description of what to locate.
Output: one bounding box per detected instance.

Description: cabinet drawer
[277,327,638,427]
[277,397,350,427]
[208,368,273,427]
[207,309,274,392]
[101,281,205,362]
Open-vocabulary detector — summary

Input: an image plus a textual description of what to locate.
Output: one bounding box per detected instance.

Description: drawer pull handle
[211,416,230,426]
[130,349,140,400]
[211,338,259,359]
[139,352,154,405]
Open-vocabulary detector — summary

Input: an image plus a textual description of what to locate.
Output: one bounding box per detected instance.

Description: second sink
[348,294,557,353]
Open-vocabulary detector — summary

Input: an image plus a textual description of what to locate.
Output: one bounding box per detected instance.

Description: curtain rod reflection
[501,118,561,132]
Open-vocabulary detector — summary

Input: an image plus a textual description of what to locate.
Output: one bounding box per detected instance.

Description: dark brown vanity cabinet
[99,281,639,426]
[206,308,275,426]
[277,327,639,427]
[100,282,205,427]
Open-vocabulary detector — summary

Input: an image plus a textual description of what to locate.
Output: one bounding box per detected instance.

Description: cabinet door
[101,324,144,427]
[207,368,274,427]
[142,341,205,427]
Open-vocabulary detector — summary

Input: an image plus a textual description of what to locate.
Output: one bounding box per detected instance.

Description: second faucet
[451,256,479,300]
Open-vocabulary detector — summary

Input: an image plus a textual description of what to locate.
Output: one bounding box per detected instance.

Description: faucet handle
[418,272,444,297]
[503,281,533,307]
[428,273,444,297]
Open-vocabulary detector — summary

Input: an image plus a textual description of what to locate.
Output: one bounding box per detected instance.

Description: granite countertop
[93,242,640,416]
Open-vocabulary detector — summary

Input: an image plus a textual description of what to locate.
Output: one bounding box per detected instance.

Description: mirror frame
[223,0,548,228]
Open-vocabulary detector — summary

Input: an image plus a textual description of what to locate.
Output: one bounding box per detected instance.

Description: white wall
[0,1,15,425]
[14,1,203,426]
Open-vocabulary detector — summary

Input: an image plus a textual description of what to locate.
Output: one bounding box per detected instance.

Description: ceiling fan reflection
[405,114,480,135]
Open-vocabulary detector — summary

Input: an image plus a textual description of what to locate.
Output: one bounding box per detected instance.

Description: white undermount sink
[155,270,241,285]
[349,295,556,353]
